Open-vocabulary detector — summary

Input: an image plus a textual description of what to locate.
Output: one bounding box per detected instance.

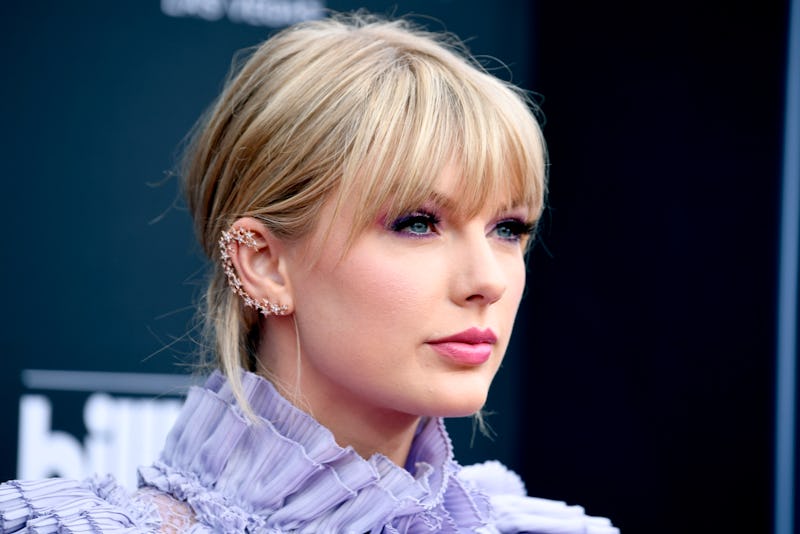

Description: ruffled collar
[138,370,491,533]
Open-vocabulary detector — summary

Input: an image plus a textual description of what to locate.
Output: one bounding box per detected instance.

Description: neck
[257,317,421,466]
[309,394,421,466]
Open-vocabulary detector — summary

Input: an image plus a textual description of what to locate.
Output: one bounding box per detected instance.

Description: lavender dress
[0,370,619,533]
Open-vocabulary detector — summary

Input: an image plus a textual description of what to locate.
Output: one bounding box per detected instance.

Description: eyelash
[389,211,440,237]
[494,219,535,242]
[389,212,535,242]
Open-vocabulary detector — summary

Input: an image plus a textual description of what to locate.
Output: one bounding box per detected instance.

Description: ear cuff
[219,226,290,316]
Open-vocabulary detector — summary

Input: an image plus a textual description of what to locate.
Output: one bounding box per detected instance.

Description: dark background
[521,2,789,533]
[0,2,792,533]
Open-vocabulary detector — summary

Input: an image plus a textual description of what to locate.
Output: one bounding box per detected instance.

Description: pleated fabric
[0,370,619,533]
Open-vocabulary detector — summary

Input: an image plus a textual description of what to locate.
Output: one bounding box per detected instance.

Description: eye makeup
[388,210,441,237]
[492,217,536,243]
[383,206,536,243]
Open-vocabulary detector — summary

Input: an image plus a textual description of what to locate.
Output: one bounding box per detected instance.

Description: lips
[427,327,497,365]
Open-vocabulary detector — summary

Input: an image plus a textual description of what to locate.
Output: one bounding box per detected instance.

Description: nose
[451,232,507,307]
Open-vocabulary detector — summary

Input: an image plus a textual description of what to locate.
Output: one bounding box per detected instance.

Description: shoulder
[459,461,620,534]
[0,476,186,534]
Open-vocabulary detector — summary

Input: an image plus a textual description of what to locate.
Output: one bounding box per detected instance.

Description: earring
[219,226,290,316]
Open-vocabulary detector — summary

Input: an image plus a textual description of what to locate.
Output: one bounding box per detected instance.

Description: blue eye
[390,211,440,236]
[494,219,535,242]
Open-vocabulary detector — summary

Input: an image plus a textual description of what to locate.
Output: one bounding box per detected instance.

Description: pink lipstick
[427,327,497,366]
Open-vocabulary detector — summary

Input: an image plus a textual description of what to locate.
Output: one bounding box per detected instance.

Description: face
[282,164,532,422]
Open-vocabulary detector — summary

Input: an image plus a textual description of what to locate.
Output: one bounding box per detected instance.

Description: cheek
[509,261,527,301]
[335,253,431,322]
[500,258,527,324]
[493,245,526,287]
[295,248,436,348]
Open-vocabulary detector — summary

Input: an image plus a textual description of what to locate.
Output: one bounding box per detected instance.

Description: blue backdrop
[1,2,791,533]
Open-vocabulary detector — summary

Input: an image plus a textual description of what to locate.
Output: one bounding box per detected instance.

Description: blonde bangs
[333,39,547,242]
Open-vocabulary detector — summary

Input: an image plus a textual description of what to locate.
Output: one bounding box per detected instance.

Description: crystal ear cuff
[219,226,290,316]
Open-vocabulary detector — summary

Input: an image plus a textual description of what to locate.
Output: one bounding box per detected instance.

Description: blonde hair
[181,12,547,413]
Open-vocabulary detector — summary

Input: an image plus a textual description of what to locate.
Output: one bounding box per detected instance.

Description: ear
[224,217,294,316]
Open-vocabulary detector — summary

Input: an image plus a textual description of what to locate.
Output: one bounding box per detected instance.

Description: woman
[0,13,618,533]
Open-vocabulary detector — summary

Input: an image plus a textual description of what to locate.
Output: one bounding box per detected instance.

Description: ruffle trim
[0,475,159,534]
[460,461,621,534]
[138,369,491,533]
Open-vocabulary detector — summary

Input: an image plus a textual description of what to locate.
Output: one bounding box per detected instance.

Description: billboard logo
[18,370,193,489]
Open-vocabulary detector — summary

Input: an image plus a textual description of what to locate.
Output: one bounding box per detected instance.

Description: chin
[432,369,496,417]
[427,389,490,418]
